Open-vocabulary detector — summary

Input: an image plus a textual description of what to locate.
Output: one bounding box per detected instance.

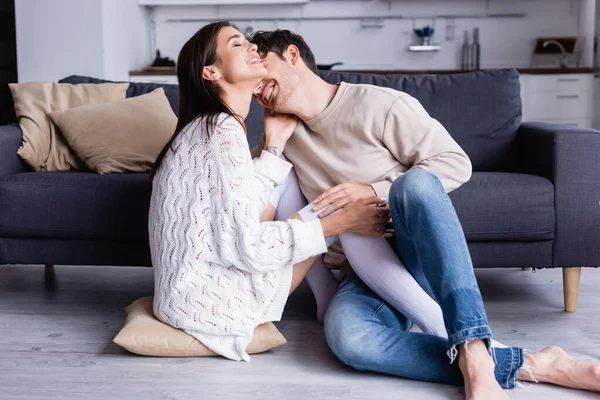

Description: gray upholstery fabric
[246,99,267,149]
[0,237,150,266]
[0,168,555,245]
[0,172,151,241]
[467,241,553,268]
[0,124,30,175]
[450,172,555,242]
[518,122,600,266]
[58,75,180,116]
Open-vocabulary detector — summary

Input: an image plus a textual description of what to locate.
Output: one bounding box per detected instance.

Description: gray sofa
[0,69,598,312]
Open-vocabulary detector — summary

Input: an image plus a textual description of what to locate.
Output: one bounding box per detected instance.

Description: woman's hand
[263,108,297,156]
[321,197,390,237]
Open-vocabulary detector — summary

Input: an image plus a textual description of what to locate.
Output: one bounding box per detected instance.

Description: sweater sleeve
[250,132,287,213]
[212,117,328,274]
[252,150,292,212]
[371,95,472,197]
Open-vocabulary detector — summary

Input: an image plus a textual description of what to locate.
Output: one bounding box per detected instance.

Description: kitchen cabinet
[520,73,594,128]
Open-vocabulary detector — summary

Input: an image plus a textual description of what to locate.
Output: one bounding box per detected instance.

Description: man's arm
[372,94,472,197]
[313,94,471,218]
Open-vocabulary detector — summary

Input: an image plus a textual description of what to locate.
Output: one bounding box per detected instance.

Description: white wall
[580,0,597,67]
[13,0,596,82]
[15,0,151,82]
[15,0,105,82]
[102,0,152,81]
[593,1,600,130]
[153,0,586,70]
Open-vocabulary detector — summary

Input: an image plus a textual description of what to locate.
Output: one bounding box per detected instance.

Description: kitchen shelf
[409,45,441,52]
[166,13,526,23]
[139,0,308,5]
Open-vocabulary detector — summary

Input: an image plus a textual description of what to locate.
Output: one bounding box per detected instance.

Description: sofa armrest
[0,124,30,175]
[517,122,600,266]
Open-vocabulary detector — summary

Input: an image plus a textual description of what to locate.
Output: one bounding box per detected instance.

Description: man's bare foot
[517,346,600,392]
[458,340,510,400]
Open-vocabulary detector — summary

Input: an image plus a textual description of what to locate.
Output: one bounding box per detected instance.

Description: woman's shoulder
[182,113,243,136]
[215,112,244,132]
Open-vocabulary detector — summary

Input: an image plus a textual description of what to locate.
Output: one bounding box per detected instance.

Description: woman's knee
[273,165,304,220]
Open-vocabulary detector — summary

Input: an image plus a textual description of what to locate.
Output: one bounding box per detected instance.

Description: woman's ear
[286,45,300,65]
[202,66,220,81]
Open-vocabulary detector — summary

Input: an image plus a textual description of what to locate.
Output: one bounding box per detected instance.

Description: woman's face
[211,26,266,88]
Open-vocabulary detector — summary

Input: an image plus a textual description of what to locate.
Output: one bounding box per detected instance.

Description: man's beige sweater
[254,82,472,267]
[256,82,472,201]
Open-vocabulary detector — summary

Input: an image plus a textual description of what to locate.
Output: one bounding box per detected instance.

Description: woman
[148,21,389,362]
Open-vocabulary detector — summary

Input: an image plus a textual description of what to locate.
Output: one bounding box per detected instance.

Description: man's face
[253,51,300,114]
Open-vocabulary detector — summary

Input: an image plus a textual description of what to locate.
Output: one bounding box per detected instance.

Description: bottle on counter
[471,27,481,70]
[462,31,470,70]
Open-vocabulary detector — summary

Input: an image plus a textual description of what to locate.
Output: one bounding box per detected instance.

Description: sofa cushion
[9,81,128,171]
[0,170,554,243]
[49,88,177,174]
[58,75,180,116]
[0,172,151,241]
[449,172,555,241]
[317,69,522,172]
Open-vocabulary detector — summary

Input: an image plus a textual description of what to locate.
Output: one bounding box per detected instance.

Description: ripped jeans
[324,169,525,389]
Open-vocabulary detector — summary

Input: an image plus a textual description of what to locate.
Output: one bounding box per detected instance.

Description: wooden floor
[0,265,599,400]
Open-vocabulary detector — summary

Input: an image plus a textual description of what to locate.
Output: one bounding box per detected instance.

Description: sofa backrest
[61,68,522,172]
[59,75,180,116]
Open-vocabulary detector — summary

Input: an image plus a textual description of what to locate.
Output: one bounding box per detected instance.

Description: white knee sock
[340,233,447,337]
[271,165,338,324]
[298,204,447,337]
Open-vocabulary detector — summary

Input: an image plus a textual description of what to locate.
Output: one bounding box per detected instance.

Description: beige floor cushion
[9,82,128,171]
[113,297,287,357]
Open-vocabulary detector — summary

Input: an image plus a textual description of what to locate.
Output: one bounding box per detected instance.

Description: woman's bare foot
[458,340,510,400]
[517,346,600,392]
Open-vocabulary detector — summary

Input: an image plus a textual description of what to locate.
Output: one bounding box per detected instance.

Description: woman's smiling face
[208,26,266,88]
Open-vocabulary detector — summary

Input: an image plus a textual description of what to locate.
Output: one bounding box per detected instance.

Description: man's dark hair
[249,30,319,76]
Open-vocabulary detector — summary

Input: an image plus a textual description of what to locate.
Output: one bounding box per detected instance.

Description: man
[248,29,600,399]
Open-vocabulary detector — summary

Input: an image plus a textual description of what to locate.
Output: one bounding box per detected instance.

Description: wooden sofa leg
[563,267,582,313]
[522,267,532,271]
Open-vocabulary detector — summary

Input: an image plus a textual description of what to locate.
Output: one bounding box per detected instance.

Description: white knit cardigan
[148,114,327,361]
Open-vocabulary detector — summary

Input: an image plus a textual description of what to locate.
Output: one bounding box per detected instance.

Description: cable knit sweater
[149,114,328,361]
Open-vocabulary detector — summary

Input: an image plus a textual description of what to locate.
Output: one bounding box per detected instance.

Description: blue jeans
[324,169,524,389]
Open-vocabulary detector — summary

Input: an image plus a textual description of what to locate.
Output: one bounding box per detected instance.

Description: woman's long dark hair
[151,21,242,178]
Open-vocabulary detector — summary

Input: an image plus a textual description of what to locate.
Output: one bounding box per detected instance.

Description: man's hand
[313,181,378,218]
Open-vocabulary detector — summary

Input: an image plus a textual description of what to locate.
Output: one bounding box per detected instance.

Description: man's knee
[389,169,443,211]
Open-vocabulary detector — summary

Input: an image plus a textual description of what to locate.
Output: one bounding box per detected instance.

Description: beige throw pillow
[9,82,128,171]
[49,88,176,174]
[113,297,287,357]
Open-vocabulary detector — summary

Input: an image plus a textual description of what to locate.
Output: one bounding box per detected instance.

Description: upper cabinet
[138,0,308,5]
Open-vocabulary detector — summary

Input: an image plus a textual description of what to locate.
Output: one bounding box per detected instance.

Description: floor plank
[0,265,598,400]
